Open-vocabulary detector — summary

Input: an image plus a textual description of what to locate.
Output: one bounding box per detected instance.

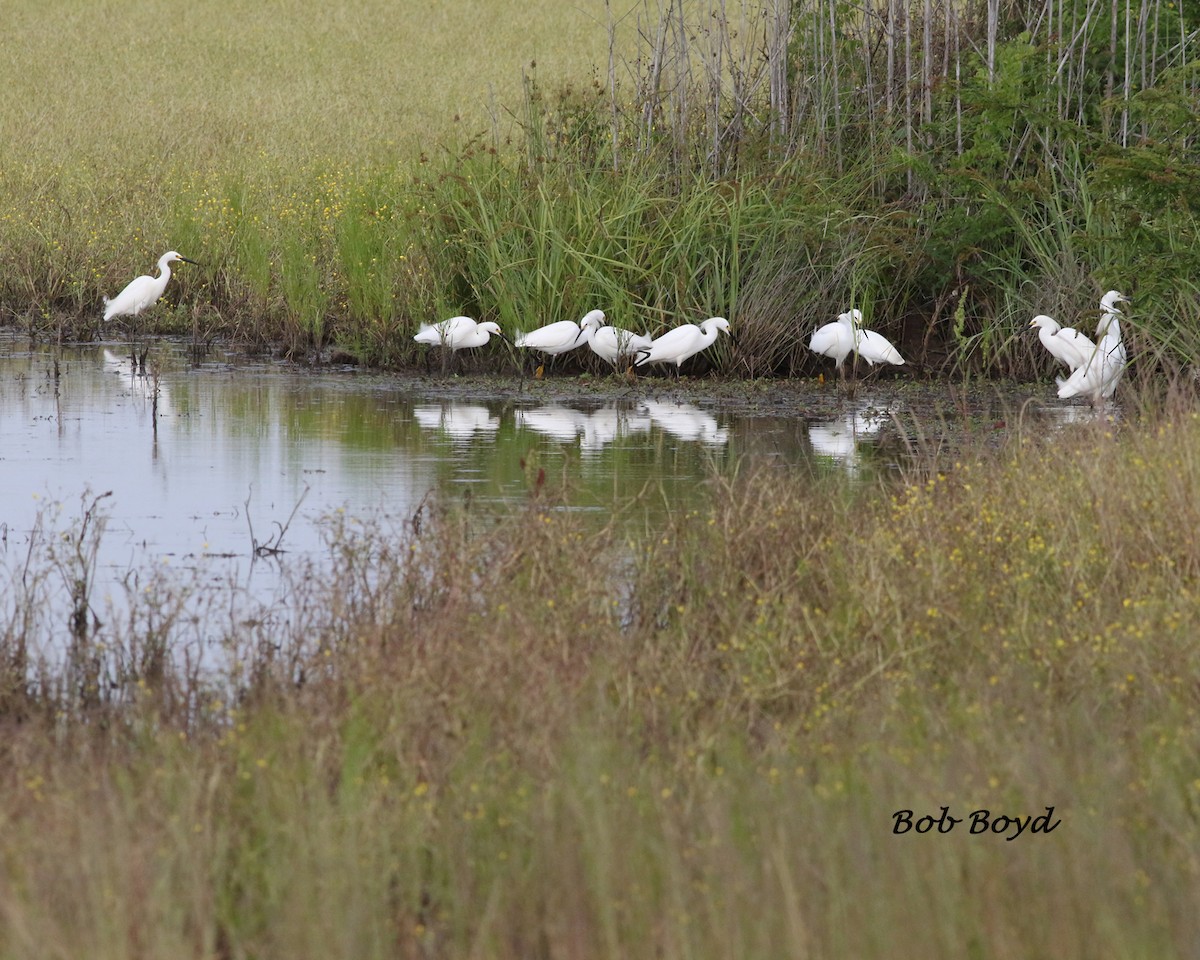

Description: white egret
[103,251,198,323]
[1096,290,1130,338]
[103,250,198,371]
[809,309,904,381]
[1056,290,1129,405]
[1029,315,1097,373]
[580,312,652,368]
[514,309,601,377]
[855,318,905,367]
[1054,299,1123,406]
[635,317,732,377]
[808,311,857,378]
[414,316,507,374]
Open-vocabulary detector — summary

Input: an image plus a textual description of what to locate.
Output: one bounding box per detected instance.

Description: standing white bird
[414,316,507,374]
[1030,314,1097,373]
[809,310,857,379]
[809,309,904,382]
[1057,291,1129,406]
[1095,290,1128,401]
[580,312,652,368]
[103,250,199,323]
[514,309,601,377]
[635,317,732,377]
[103,250,199,371]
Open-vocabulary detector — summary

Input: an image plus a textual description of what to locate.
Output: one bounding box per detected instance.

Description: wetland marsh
[6,0,1200,955]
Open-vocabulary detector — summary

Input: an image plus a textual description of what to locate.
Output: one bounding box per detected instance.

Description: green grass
[7,0,1200,377]
[0,0,618,342]
[5,384,1200,957]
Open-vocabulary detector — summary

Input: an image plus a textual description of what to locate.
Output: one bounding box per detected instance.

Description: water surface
[0,334,1082,637]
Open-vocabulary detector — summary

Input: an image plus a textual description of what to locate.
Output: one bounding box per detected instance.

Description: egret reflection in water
[412,403,500,440]
[581,405,652,453]
[640,400,729,446]
[515,405,590,442]
[807,403,891,474]
[103,348,174,419]
[515,403,657,453]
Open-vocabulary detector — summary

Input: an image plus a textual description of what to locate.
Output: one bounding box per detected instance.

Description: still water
[0,334,1075,638]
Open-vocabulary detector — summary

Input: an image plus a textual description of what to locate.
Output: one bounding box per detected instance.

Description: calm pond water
[0,333,1088,642]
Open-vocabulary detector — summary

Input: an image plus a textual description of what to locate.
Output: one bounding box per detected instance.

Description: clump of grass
[4,387,1200,956]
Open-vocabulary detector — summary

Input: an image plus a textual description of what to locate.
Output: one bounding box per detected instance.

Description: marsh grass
[6,0,1200,376]
[4,382,1200,956]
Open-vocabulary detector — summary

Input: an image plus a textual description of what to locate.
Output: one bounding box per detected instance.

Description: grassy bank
[4,0,1200,377]
[4,383,1200,956]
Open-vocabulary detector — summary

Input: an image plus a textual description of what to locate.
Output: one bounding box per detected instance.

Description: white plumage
[1030,314,1097,373]
[413,316,504,351]
[1056,290,1129,405]
[635,317,731,375]
[809,309,904,378]
[103,251,197,322]
[580,312,652,366]
[515,309,602,356]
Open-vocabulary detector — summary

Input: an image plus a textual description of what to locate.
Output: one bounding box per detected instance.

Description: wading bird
[414,316,507,375]
[809,309,904,383]
[1056,291,1129,406]
[1030,314,1097,374]
[635,317,732,378]
[580,312,652,369]
[514,309,602,377]
[103,250,199,369]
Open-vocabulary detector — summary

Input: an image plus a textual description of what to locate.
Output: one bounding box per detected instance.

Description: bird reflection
[580,406,651,452]
[412,403,500,440]
[640,400,729,446]
[515,405,589,442]
[807,404,890,473]
[515,404,654,453]
[103,349,173,418]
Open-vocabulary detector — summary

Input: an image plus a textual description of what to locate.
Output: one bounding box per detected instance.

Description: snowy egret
[635,317,732,377]
[414,316,507,374]
[1055,334,1125,406]
[103,251,199,323]
[580,312,652,368]
[1029,315,1097,373]
[808,311,857,379]
[1096,290,1129,338]
[514,309,601,377]
[809,309,904,382]
[1056,291,1129,406]
[103,250,198,370]
[856,324,905,367]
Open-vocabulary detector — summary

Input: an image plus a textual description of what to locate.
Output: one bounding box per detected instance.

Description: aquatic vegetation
[4,391,1200,956]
